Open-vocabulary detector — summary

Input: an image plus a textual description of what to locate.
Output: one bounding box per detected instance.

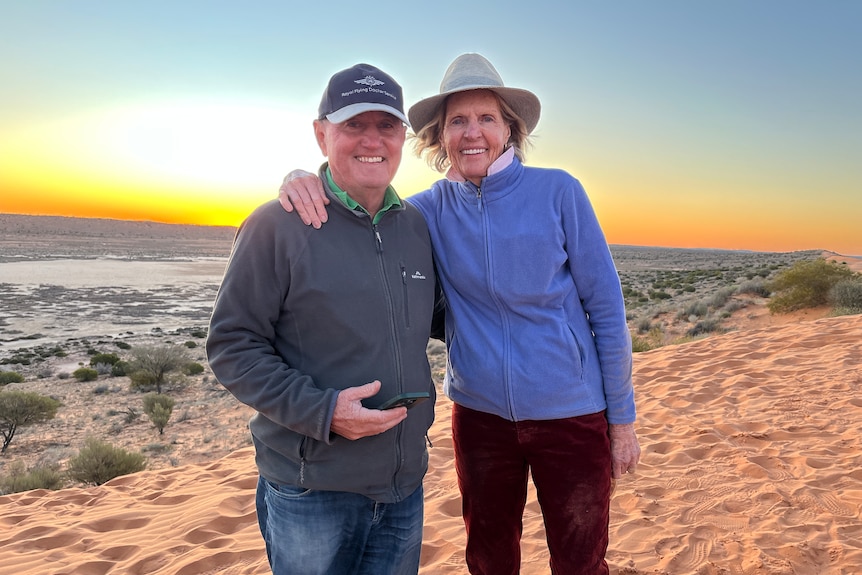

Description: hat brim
[408,86,540,135]
[326,102,411,128]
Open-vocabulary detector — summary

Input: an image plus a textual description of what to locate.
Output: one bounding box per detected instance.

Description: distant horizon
[4,211,857,257]
[2,3,860,258]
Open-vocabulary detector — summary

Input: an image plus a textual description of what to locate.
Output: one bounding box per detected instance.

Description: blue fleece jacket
[408,157,635,424]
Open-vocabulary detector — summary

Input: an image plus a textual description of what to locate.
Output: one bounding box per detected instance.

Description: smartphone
[378,392,430,410]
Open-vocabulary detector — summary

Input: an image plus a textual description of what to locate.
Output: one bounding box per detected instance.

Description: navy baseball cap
[318,63,410,127]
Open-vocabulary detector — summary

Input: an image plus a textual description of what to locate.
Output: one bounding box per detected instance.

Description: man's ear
[313,119,328,156]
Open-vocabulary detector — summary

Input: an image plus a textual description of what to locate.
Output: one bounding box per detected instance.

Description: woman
[280,53,640,575]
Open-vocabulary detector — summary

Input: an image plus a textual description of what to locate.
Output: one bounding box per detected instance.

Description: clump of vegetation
[631,335,654,353]
[686,319,724,338]
[89,353,121,367]
[0,461,65,494]
[829,278,862,316]
[142,393,175,435]
[767,258,859,313]
[738,280,770,297]
[65,437,147,486]
[0,371,25,386]
[0,391,62,453]
[182,362,204,376]
[72,367,99,382]
[127,344,191,393]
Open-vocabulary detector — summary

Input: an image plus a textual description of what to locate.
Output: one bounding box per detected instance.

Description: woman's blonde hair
[410,90,533,173]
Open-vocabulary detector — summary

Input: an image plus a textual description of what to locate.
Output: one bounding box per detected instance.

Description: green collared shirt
[325,168,401,224]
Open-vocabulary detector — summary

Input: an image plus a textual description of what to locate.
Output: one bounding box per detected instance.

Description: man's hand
[609,423,641,479]
[330,380,407,440]
[279,170,329,228]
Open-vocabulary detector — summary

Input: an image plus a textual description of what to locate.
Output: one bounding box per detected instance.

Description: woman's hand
[609,423,641,479]
[278,170,329,228]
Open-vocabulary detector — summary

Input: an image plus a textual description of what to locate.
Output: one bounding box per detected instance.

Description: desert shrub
[111,360,130,377]
[127,344,190,393]
[723,300,747,314]
[738,280,770,297]
[686,319,724,337]
[0,460,65,494]
[0,391,62,453]
[636,318,652,334]
[89,353,120,367]
[767,258,858,313]
[183,340,197,349]
[115,341,132,350]
[92,363,114,375]
[708,286,737,309]
[0,371,25,386]
[829,279,862,315]
[72,367,99,382]
[65,437,147,486]
[142,393,175,435]
[189,329,207,339]
[649,290,672,300]
[128,370,158,392]
[631,335,655,353]
[182,362,204,376]
[123,407,140,424]
[142,442,173,455]
[679,301,708,320]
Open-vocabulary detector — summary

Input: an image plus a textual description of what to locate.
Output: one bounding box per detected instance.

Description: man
[207,63,441,575]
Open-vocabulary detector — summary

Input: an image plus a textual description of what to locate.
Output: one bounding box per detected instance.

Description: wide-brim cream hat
[408,53,541,135]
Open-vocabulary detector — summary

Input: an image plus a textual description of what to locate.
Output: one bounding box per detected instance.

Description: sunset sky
[2,1,860,255]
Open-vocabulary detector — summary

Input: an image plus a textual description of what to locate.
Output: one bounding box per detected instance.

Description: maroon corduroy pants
[452,404,612,575]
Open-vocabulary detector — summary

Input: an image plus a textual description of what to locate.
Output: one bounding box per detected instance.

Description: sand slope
[2,314,861,574]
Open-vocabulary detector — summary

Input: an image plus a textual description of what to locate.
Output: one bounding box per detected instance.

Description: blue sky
[2,1,860,253]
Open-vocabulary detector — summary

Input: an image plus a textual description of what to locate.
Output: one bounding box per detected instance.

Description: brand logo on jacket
[411,271,426,280]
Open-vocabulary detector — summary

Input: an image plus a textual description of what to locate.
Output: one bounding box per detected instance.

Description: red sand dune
[2,314,861,574]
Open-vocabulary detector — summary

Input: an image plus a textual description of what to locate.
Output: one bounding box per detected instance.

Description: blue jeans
[256,476,424,575]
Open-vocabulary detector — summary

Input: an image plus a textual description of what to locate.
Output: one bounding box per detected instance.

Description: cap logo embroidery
[340,75,398,103]
[355,75,384,87]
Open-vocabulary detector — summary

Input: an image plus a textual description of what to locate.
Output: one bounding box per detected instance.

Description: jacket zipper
[372,220,407,500]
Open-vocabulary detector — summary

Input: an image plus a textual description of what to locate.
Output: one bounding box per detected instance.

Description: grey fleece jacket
[207,178,439,503]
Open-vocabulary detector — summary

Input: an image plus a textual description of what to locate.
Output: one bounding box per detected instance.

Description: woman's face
[442,90,511,186]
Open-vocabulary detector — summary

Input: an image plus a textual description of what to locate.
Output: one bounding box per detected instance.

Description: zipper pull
[374,227,383,253]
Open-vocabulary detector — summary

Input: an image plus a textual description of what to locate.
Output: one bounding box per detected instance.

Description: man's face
[314,111,406,196]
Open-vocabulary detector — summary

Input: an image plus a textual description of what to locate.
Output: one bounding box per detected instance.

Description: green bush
[111,360,130,377]
[89,353,120,367]
[142,393,175,435]
[127,344,190,393]
[631,335,655,353]
[738,280,770,298]
[0,391,62,453]
[0,461,65,494]
[115,341,132,350]
[829,279,862,315]
[686,319,724,337]
[72,367,99,382]
[768,258,858,313]
[182,362,204,376]
[66,437,147,486]
[0,371,25,386]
